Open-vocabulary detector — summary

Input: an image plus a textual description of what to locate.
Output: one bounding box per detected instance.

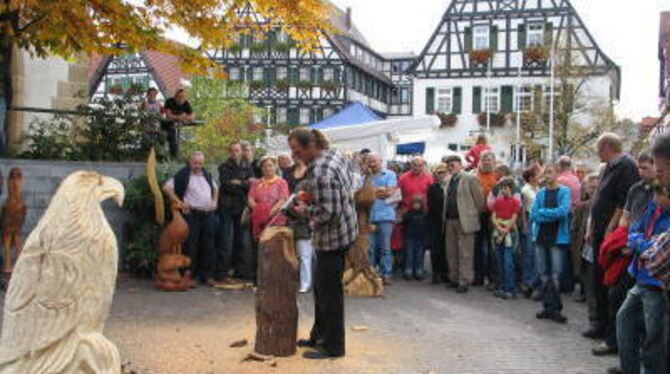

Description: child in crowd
[491,177,520,299]
[402,195,427,281]
[531,165,571,323]
[465,134,491,171]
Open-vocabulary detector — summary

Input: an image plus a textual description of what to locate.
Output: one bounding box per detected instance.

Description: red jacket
[598,226,632,286]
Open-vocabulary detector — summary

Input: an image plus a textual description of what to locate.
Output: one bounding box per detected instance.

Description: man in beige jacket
[443,155,485,293]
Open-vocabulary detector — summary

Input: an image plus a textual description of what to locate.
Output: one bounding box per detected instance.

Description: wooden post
[255,226,299,357]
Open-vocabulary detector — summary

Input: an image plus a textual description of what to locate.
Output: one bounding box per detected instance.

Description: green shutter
[270,107,277,125]
[246,67,253,82]
[453,87,462,114]
[490,25,498,51]
[544,22,554,46]
[318,68,324,84]
[425,87,435,114]
[473,86,482,113]
[518,24,526,50]
[288,108,299,125]
[317,107,324,121]
[310,67,317,84]
[501,85,514,113]
[268,67,276,84]
[464,27,473,52]
[289,66,299,84]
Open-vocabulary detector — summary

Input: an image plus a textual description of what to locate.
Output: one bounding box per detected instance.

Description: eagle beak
[100,176,125,207]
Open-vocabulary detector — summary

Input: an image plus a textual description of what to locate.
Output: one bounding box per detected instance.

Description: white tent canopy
[264,115,441,161]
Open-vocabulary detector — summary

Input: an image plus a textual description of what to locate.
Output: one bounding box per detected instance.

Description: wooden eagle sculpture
[2,167,27,274]
[0,171,125,374]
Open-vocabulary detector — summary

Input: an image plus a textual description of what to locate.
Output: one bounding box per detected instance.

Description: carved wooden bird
[1,167,27,274]
[0,171,124,374]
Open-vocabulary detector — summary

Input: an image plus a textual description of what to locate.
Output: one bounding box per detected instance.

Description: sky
[329,0,670,121]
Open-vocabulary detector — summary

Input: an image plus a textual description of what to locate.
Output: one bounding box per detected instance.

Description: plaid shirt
[644,232,670,285]
[305,149,358,251]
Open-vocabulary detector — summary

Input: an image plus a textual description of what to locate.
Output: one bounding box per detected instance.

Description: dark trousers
[474,213,493,284]
[184,211,216,282]
[161,123,179,158]
[216,213,245,280]
[592,233,609,331]
[310,248,347,356]
[583,261,600,325]
[429,225,447,281]
[605,273,635,348]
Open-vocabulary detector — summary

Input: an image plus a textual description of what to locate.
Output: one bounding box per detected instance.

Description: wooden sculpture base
[155,254,191,291]
[343,223,384,297]
[255,227,299,357]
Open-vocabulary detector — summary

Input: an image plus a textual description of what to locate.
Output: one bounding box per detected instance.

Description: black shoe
[297,339,317,348]
[303,350,343,360]
[445,281,458,289]
[414,275,424,282]
[592,342,617,356]
[536,310,552,319]
[403,274,412,281]
[606,367,623,374]
[582,327,606,340]
[472,279,484,286]
[549,313,567,324]
[455,285,468,293]
[431,275,440,284]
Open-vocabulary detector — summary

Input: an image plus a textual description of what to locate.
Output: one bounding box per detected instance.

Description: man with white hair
[164,151,218,287]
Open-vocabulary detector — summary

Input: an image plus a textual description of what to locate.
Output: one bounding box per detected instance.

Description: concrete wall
[0,159,146,246]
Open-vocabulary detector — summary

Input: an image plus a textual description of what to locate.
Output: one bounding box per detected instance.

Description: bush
[20,98,168,161]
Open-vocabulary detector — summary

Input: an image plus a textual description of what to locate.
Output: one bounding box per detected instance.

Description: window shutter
[317,107,324,121]
[518,24,526,50]
[473,86,482,113]
[309,108,316,124]
[501,85,514,113]
[425,87,435,114]
[263,68,270,85]
[246,67,253,82]
[268,67,277,84]
[310,67,317,84]
[544,23,554,46]
[289,66,299,84]
[464,27,473,52]
[270,107,277,125]
[490,25,499,51]
[318,68,325,84]
[288,108,299,125]
[453,87,462,114]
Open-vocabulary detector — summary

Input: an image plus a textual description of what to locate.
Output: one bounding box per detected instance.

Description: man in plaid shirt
[288,128,357,360]
[642,133,670,284]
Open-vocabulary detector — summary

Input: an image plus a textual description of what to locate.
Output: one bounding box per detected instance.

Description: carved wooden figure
[155,203,192,291]
[1,167,27,274]
[0,171,125,374]
[343,176,384,296]
[255,226,299,357]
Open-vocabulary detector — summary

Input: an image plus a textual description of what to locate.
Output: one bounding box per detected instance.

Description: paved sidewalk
[3,277,618,374]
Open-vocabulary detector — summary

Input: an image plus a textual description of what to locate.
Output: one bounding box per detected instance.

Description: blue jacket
[628,201,670,288]
[530,185,571,246]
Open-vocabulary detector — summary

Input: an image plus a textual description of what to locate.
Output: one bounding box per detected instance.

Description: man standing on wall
[163,89,194,159]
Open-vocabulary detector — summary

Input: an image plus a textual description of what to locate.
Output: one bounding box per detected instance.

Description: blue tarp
[310,101,381,130]
[396,142,425,155]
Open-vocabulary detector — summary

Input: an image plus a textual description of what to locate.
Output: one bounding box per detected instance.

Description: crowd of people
[161,128,670,369]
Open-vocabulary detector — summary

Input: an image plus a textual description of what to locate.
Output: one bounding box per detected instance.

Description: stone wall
[0,159,146,246]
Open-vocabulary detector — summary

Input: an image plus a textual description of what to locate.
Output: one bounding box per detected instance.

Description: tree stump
[255,226,299,357]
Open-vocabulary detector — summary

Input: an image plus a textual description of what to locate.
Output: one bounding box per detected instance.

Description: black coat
[218,158,254,215]
[426,182,445,225]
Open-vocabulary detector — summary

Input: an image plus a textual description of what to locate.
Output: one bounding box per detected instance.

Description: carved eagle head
[57,171,125,207]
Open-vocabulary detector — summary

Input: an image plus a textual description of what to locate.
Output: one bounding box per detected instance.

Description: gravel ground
[0,275,617,374]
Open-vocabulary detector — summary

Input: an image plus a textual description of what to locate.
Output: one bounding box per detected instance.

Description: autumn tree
[508,47,625,161]
[0,0,329,154]
[180,76,265,162]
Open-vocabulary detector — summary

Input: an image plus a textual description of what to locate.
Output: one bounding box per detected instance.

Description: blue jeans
[520,231,538,287]
[404,236,425,277]
[617,285,668,374]
[535,244,564,313]
[496,245,517,293]
[369,221,394,278]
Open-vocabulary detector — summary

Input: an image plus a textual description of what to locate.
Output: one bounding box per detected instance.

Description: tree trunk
[255,226,298,357]
[0,36,12,156]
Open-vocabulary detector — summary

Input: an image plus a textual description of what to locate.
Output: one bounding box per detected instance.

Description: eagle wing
[0,221,85,364]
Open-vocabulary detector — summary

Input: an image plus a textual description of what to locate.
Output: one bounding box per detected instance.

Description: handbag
[240,207,251,228]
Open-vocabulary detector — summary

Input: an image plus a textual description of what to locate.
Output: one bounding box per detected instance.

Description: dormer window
[527,23,544,46]
[473,25,490,50]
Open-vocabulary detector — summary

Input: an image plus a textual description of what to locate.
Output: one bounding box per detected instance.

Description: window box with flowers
[250,42,267,55]
[128,82,145,96]
[469,49,492,66]
[108,85,124,95]
[297,80,313,91]
[228,43,242,54]
[477,112,507,127]
[273,41,293,54]
[436,112,458,128]
[249,80,265,90]
[523,46,549,65]
[275,79,290,91]
[320,80,340,94]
